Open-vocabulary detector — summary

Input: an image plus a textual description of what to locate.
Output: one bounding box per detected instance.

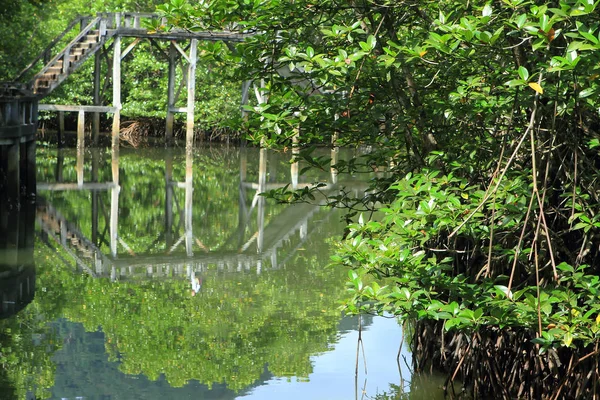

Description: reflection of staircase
[30,17,111,97]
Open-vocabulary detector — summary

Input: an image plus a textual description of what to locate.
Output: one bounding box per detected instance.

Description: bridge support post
[77,110,85,187]
[331,127,339,184]
[186,39,197,148]
[166,42,176,145]
[57,111,65,147]
[291,128,299,189]
[93,50,101,145]
[112,36,121,149]
[6,141,20,200]
[23,138,36,199]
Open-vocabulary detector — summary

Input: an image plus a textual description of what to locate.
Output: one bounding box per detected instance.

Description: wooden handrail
[13,16,85,82]
[30,16,102,88]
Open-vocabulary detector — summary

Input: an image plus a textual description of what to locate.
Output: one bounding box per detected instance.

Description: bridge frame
[17,12,248,147]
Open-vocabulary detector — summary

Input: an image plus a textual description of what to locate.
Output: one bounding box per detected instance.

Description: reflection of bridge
[36,146,357,281]
[0,202,36,319]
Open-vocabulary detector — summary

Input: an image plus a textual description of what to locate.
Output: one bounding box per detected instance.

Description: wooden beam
[172,40,190,63]
[112,36,121,148]
[39,104,117,112]
[186,39,197,148]
[37,182,117,191]
[77,109,85,148]
[166,41,176,144]
[120,37,142,60]
[291,130,299,189]
[77,109,85,187]
[58,111,64,147]
[113,28,249,42]
[93,50,101,145]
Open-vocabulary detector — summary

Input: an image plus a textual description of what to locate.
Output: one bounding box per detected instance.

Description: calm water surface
[0,145,445,399]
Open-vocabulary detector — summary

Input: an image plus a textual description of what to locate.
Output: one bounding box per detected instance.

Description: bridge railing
[0,85,38,140]
[30,16,105,87]
[13,16,88,82]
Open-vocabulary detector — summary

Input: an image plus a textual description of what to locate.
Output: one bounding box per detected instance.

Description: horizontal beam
[39,104,117,113]
[112,29,249,42]
[37,182,117,191]
[0,126,36,141]
[168,106,187,113]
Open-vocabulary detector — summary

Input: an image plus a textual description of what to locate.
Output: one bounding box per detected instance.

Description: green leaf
[518,66,529,81]
[367,35,377,50]
[482,4,493,17]
[579,88,595,98]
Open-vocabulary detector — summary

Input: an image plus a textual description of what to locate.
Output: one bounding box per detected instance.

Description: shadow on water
[0,199,36,320]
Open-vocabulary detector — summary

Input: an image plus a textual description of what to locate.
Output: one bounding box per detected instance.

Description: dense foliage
[2,0,241,136]
[158,0,600,397]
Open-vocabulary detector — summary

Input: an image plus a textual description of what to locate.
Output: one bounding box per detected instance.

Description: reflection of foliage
[3,204,347,396]
[0,243,69,400]
[57,237,346,390]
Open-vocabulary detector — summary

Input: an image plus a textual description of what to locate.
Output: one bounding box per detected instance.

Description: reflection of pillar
[238,147,247,245]
[184,145,193,256]
[0,202,36,319]
[55,149,64,182]
[91,149,99,245]
[3,201,19,265]
[186,39,197,148]
[300,220,307,239]
[166,42,176,145]
[165,149,174,248]
[291,131,299,189]
[110,145,120,258]
[257,148,267,253]
[271,251,277,270]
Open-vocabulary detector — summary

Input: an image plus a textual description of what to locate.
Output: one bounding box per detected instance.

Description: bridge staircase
[15,16,116,98]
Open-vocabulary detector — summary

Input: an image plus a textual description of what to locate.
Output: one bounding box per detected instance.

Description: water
[0,144,445,399]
